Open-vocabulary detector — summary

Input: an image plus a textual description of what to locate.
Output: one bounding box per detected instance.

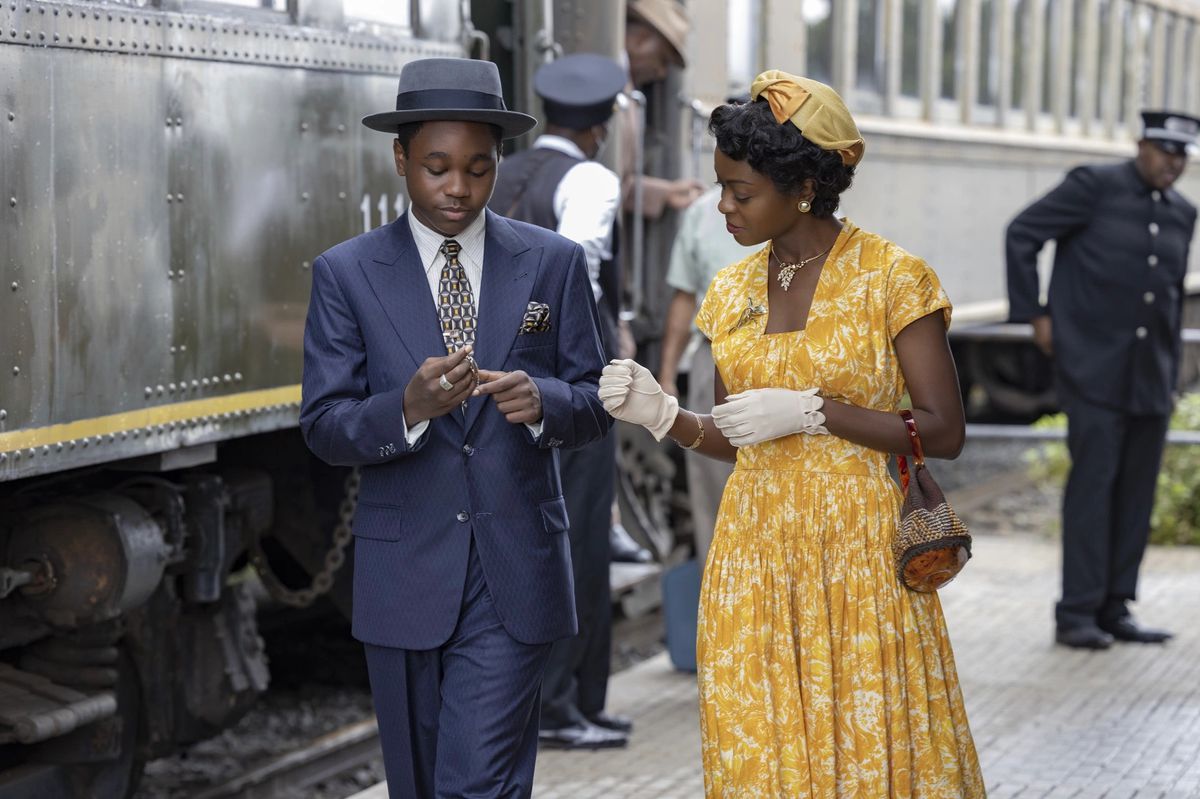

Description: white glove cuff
[646,394,680,441]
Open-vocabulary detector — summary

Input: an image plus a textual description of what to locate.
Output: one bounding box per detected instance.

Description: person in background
[489,53,632,750]
[1006,110,1198,650]
[619,0,706,217]
[598,70,983,796]
[300,58,610,798]
[658,108,758,565]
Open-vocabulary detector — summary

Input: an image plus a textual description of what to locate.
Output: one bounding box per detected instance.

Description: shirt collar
[534,134,588,161]
[407,206,487,271]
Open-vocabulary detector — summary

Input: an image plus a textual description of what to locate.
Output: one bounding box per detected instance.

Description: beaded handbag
[894,410,972,592]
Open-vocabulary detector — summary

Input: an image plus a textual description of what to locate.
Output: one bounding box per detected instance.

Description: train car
[660,0,1200,419]
[0,0,472,794]
[2,0,1196,795]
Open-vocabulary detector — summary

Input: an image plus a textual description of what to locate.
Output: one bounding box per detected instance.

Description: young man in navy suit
[299,58,611,798]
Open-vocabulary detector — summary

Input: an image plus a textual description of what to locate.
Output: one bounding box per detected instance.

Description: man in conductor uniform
[489,53,631,750]
[1007,110,1199,650]
[300,58,610,797]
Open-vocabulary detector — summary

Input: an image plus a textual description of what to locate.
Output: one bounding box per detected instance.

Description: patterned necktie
[437,239,477,354]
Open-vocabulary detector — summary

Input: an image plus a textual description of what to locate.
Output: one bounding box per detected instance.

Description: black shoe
[1098,616,1174,644]
[585,711,633,733]
[1055,623,1114,650]
[538,721,628,750]
[610,524,653,564]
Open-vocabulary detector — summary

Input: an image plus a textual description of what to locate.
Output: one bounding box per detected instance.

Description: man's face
[1135,139,1188,191]
[625,23,675,87]
[394,121,499,237]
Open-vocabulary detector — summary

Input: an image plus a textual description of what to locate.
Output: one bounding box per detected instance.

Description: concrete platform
[347,532,1200,798]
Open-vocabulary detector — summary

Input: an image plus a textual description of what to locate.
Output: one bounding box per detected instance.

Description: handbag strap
[897,409,925,492]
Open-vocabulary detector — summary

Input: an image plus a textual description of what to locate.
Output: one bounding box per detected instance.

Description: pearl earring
[797,200,812,213]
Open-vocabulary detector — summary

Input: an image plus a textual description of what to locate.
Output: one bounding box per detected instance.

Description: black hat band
[395,88,507,113]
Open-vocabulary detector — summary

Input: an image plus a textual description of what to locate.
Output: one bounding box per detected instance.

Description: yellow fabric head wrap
[749,70,865,167]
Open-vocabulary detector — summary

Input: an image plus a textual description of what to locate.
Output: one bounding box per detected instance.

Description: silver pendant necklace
[773,245,832,291]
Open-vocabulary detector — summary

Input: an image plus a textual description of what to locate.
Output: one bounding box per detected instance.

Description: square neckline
[759,219,856,337]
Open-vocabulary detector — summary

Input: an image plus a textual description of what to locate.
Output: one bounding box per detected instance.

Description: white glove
[598,359,679,441]
[711,387,827,447]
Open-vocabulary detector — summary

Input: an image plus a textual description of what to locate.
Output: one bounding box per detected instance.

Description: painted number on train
[360,194,406,232]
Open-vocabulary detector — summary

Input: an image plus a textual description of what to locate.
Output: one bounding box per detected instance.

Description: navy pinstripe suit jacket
[300,210,611,650]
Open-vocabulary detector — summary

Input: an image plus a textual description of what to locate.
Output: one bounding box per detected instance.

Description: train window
[855,0,883,94]
[1095,0,1113,123]
[1184,20,1198,111]
[900,0,921,98]
[194,0,284,8]
[1040,0,1057,114]
[345,0,411,28]
[1068,0,1084,119]
[728,0,763,97]
[940,0,957,101]
[978,0,999,107]
[1011,0,1031,113]
[1163,13,1178,109]
[804,0,834,85]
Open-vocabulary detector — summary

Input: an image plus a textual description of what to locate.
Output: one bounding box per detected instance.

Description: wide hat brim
[362,108,537,139]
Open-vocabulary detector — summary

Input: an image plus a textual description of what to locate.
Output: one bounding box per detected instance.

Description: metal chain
[250,467,360,608]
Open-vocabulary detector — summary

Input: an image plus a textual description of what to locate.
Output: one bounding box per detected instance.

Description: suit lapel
[359,214,449,373]
[466,211,539,432]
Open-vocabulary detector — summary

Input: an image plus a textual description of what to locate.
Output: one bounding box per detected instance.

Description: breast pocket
[512,332,556,350]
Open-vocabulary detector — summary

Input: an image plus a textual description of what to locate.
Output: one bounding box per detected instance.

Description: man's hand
[1032,315,1053,357]
[403,346,477,425]
[474,370,543,425]
[666,178,706,211]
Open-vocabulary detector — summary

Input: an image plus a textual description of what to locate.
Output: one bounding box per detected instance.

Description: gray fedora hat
[363,58,536,139]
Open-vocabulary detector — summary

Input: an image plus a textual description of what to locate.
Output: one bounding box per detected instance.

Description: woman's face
[713,149,802,247]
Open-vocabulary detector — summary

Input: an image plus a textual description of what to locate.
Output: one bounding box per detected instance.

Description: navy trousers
[539,433,616,728]
[364,539,551,799]
[1057,388,1169,630]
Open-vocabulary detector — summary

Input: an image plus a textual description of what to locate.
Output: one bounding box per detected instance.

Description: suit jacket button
[456,511,470,523]
[462,444,474,456]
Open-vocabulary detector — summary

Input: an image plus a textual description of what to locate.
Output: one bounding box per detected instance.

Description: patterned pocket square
[520,301,552,334]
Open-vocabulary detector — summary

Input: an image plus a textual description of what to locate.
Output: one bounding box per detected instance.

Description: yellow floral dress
[694,220,985,798]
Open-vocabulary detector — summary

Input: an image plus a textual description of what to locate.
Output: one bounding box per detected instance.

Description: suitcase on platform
[661,558,701,672]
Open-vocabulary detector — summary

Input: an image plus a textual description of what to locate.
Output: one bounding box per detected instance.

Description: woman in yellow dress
[599,71,985,797]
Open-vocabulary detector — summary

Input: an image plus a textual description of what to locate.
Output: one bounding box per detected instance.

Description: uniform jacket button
[1148,254,1159,266]
[456,511,470,523]
[1135,326,1148,340]
[1149,222,1160,236]
[1152,190,1162,201]
[1144,291,1155,304]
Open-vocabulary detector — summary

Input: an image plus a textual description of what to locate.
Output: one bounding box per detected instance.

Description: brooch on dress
[729,295,767,333]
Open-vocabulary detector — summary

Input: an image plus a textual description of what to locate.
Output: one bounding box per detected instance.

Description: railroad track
[192,719,382,799]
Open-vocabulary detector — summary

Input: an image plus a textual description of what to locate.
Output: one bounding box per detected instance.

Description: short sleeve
[665,200,702,293]
[886,255,952,339]
[694,275,722,340]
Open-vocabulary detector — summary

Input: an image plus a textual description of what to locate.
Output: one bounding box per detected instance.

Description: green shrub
[1025,394,1200,546]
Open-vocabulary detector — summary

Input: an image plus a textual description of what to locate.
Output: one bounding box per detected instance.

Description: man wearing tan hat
[620,0,706,218]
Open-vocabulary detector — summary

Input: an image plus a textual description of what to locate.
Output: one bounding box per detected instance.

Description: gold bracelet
[680,411,705,450]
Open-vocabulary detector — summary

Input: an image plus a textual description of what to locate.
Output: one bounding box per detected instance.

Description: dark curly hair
[708,100,854,218]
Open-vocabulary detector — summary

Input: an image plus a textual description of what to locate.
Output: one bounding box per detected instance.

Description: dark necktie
[437,239,477,354]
